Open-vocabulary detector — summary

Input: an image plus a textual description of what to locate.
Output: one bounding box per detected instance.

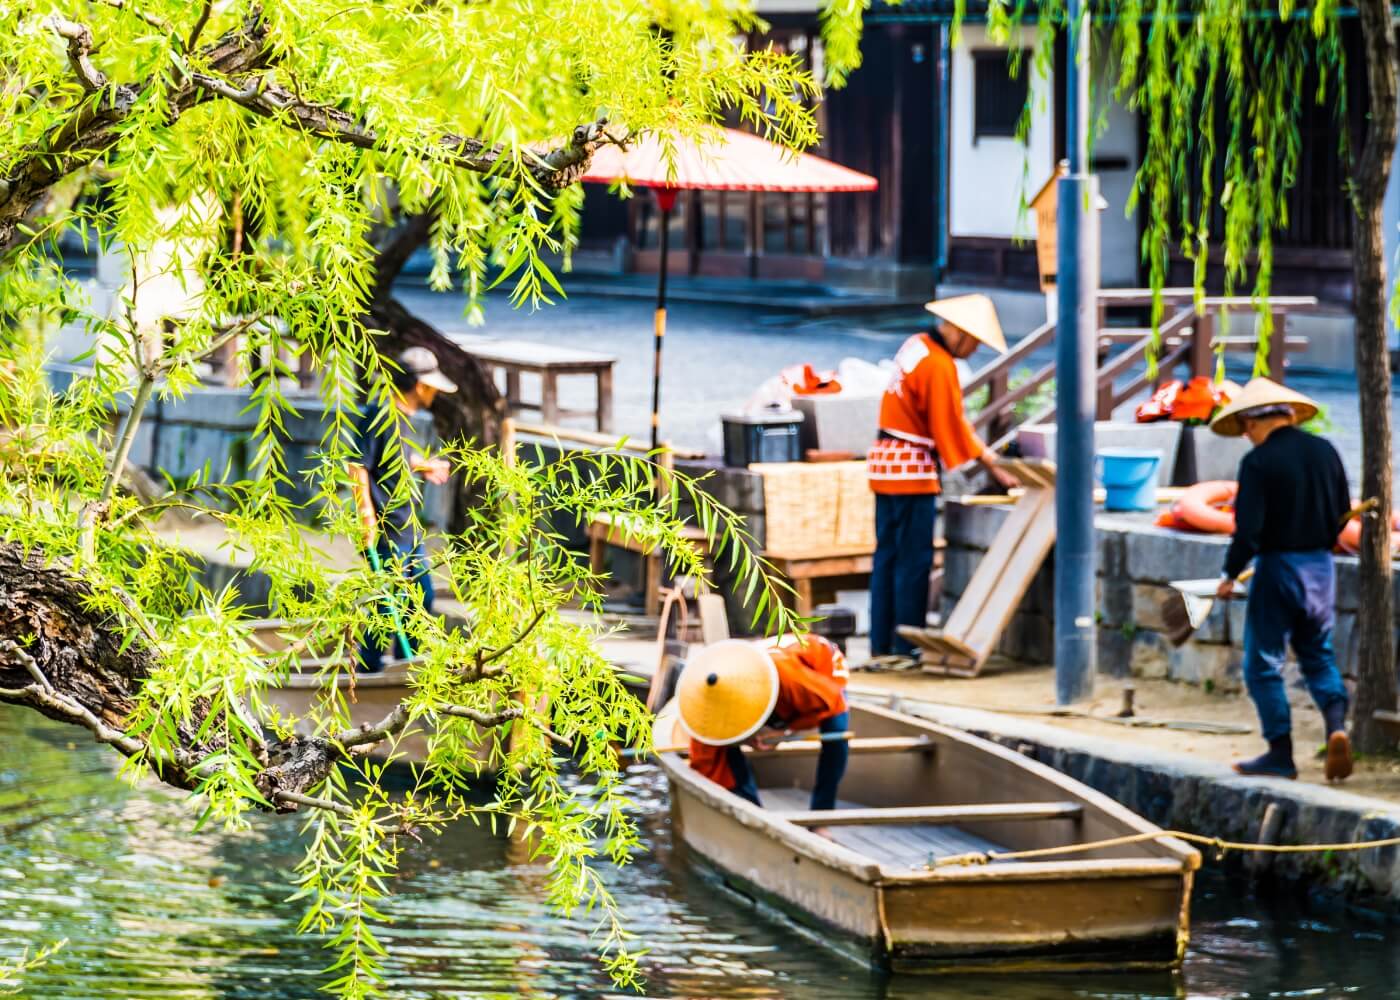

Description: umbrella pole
[651,191,676,452]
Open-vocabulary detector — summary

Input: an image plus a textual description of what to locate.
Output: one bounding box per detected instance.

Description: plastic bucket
[1096,448,1162,512]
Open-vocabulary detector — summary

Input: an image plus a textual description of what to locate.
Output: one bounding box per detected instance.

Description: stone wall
[50,368,451,531]
[942,500,1383,690]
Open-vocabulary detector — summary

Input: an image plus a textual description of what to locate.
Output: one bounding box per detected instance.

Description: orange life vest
[869,334,985,496]
[688,636,848,792]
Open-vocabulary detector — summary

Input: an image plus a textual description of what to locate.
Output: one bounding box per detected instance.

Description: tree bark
[1348,0,1398,752]
[0,541,343,805]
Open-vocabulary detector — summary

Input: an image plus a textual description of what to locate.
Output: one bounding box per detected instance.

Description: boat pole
[1054,0,1100,705]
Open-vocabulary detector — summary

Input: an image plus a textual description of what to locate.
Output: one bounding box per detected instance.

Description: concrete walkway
[844,659,1400,801]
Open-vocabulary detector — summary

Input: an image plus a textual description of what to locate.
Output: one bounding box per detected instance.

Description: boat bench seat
[744,735,934,759]
[783,801,1084,827]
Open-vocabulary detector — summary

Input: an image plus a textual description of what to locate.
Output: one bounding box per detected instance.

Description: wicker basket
[754,461,874,556]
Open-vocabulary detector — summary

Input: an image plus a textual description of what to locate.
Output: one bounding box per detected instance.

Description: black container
[811,603,858,653]
[721,410,805,467]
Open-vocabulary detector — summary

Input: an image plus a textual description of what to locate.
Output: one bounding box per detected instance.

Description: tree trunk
[366,210,506,535]
[1349,0,1398,752]
[0,541,343,804]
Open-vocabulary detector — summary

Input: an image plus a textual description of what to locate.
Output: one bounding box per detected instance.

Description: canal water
[2,704,1397,999]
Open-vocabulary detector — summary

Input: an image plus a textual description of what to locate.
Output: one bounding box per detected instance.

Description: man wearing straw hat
[676,637,850,810]
[866,294,1019,661]
[350,346,458,673]
[1211,377,1353,780]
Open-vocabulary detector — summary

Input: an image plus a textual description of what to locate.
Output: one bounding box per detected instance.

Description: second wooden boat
[655,701,1199,973]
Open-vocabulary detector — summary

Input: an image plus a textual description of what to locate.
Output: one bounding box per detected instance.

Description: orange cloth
[688,637,848,791]
[869,334,984,495]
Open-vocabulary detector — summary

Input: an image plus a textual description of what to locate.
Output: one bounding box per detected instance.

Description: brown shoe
[1324,731,1354,781]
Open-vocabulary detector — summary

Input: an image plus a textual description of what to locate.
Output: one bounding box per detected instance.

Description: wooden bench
[450,335,617,431]
[782,802,1084,827]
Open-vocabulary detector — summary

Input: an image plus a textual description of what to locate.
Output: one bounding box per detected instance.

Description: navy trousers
[1242,550,1348,741]
[726,711,851,811]
[869,493,938,657]
[357,538,434,674]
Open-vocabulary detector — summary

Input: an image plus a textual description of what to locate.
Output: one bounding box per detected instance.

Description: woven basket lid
[676,640,779,746]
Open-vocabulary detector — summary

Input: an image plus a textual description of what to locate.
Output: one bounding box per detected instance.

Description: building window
[973,49,1030,141]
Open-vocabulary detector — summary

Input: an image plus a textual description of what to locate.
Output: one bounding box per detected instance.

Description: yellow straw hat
[1209,377,1319,437]
[676,640,779,746]
[924,293,1008,354]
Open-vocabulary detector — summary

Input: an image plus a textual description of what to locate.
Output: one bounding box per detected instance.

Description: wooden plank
[942,487,1049,638]
[962,488,1058,659]
[784,802,1084,827]
[742,735,935,759]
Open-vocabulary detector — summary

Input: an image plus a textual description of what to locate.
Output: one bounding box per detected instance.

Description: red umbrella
[582,128,878,449]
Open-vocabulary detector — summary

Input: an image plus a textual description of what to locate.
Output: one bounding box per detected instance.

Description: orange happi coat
[868,333,985,496]
[688,636,849,792]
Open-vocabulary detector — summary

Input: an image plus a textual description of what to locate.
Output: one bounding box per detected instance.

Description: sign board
[1030,160,1109,293]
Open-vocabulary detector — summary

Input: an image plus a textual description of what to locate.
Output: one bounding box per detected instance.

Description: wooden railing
[967,290,1318,449]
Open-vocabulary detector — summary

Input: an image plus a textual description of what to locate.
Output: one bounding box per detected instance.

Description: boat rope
[928,829,1400,869]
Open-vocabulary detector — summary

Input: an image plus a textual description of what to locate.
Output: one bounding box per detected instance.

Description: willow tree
[0,1,864,994]
[936,0,1397,743]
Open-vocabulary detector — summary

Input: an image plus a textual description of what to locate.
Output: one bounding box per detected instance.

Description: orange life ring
[1337,513,1400,556]
[1170,480,1238,535]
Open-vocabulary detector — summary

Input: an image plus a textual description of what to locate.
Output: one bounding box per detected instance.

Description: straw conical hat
[924,293,1008,354]
[676,640,778,746]
[1209,377,1319,437]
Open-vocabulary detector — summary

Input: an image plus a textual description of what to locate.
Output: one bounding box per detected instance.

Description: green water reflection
[1,704,1397,999]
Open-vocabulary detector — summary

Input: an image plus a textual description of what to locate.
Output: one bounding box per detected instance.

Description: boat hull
[660,703,1196,972]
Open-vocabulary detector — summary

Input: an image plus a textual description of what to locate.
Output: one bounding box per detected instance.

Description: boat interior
[735,704,1190,874]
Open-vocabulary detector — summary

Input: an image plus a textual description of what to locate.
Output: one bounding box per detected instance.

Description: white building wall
[1091,44,1142,288]
[949,25,1055,239]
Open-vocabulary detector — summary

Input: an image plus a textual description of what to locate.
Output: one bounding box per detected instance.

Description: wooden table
[449,335,617,431]
[764,548,874,617]
[765,539,945,617]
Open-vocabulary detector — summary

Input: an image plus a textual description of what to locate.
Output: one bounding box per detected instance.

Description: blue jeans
[869,493,938,656]
[357,538,434,674]
[1242,551,1348,741]
[725,711,851,811]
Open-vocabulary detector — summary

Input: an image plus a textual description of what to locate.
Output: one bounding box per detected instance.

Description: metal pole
[1054,0,1099,705]
[651,191,676,451]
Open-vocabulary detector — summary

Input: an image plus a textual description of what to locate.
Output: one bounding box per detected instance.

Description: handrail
[968,292,1314,449]
[963,319,1056,395]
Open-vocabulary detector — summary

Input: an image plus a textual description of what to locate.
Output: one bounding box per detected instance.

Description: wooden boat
[246,618,471,767]
[248,619,652,768]
[655,701,1200,973]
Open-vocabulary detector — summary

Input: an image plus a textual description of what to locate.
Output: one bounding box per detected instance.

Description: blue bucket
[1096,448,1162,512]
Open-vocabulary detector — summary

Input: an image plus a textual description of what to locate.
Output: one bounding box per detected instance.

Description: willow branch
[185,0,214,51]
[91,0,173,34]
[0,682,148,758]
[47,17,107,92]
[335,702,411,749]
[272,789,354,817]
[439,703,524,726]
[186,71,609,189]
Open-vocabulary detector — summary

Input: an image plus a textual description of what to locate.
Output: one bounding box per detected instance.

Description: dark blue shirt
[353,400,425,546]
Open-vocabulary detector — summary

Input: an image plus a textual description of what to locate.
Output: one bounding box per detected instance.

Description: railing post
[1268,309,1288,382]
[1190,309,1215,380]
[988,368,1011,440]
